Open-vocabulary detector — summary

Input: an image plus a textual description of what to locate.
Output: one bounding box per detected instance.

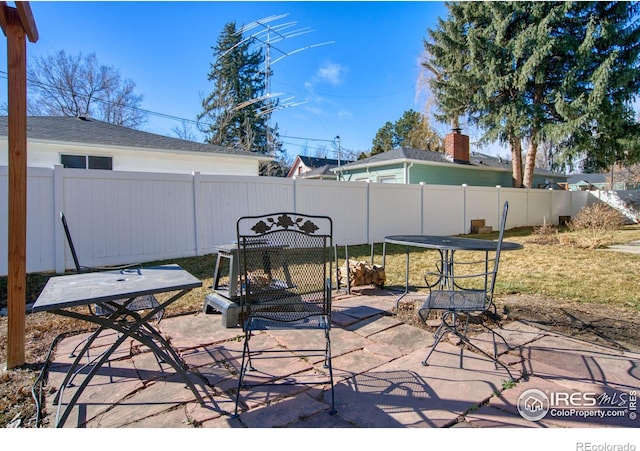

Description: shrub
[530,220,560,245]
[566,202,626,248]
[569,202,626,232]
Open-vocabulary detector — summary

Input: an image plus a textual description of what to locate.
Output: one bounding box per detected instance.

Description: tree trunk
[509,136,523,188]
[524,137,538,189]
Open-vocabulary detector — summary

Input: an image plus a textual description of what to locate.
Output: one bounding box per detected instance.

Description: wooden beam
[16,2,38,43]
[3,3,34,369]
[0,2,8,34]
[6,7,27,369]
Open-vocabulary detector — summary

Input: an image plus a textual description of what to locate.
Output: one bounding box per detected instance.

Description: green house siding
[340,164,405,183]
[408,164,513,187]
[339,163,565,188]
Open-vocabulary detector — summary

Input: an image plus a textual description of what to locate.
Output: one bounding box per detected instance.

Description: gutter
[404,162,413,184]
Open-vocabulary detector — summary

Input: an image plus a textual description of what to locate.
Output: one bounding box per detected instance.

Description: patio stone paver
[365,322,434,355]
[185,394,235,426]
[49,356,145,428]
[519,334,640,388]
[38,290,640,428]
[326,371,459,428]
[121,405,195,428]
[331,311,362,327]
[462,405,544,428]
[331,347,391,381]
[346,313,403,337]
[88,373,197,428]
[236,391,332,428]
[159,312,243,350]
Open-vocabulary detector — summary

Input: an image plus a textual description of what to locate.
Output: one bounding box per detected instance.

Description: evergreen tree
[199,21,281,158]
[421,5,474,131]
[553,2,640,174]
[371,110,442,154]
[371,121,395,155]
[424,1,640,187]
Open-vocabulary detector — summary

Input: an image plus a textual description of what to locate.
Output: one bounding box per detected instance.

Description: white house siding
[0,138,261,176]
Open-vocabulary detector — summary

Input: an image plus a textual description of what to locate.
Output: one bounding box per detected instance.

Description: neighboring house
[567,173,634,191]
[567,173,610,191]
[334,131,567,188]
[0,116,271,175]
[287,155,353,180]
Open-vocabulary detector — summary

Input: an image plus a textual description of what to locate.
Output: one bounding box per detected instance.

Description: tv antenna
[235,14,333,110]
[227,14,334,154]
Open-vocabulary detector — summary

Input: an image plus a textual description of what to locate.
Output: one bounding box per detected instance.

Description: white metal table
[32,264,204,427]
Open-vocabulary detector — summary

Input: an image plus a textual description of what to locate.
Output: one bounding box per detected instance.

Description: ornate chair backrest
[236,212,333,326]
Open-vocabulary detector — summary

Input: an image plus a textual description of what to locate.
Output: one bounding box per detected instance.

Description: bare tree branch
[27,50,146,128]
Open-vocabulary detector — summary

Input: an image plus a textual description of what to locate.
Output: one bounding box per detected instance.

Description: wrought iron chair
[233,212,335,417]
[60,212,163,368]
[418,201,514,380]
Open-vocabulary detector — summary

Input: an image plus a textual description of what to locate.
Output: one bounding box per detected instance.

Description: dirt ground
[396,292,640,353]
[1,292,639,428]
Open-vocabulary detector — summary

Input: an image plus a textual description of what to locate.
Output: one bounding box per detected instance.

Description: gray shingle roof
[567,173,608,184]
[0,116,265,158]
[336,146,561,177]
[298,155,350,168]
[304,164,336,177]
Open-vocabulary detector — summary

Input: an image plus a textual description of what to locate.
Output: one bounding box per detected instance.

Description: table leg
[49,290,204,427]
[52,322,110,405]
[392,246,411,311]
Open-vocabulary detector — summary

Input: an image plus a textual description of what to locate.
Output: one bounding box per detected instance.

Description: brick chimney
[445,128,470,164]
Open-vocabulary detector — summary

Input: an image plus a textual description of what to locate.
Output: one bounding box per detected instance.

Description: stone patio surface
[41,290,640,428]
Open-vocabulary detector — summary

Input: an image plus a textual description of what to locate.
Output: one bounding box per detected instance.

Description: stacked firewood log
[338,260,386,287]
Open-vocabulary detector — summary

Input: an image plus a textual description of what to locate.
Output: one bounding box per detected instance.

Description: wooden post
[0,2,38,369]
[6,12,27,369]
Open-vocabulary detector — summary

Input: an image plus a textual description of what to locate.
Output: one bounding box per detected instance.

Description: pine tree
[371,110,442,154]
[552,2,640,174]
[371,121,395,155]
[422,4,474,131]
[199,22,280,156]
[424,1,640,187]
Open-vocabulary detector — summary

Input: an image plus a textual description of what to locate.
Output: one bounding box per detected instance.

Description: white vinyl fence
[1,165,590,275]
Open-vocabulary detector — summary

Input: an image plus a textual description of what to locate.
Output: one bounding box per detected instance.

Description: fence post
[53,164,65,273]
[192,171,202,256]
[420,182,425,234]
[496,185,502,229]
[366,180,371,244]
[462,184,468,234]
[292,176,297,213]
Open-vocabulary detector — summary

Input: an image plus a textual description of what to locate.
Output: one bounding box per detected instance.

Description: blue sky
[1,1,499,162]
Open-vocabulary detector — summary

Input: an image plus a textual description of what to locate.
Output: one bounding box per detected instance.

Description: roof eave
[6,136,273,162]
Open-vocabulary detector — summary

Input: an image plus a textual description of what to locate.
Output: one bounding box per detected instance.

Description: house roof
[287,155,353,178]
[297,155,346,167]
[567,173,608,184]
[335,146,562,177]
[0,116,271,160]
[303,164,337,178]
